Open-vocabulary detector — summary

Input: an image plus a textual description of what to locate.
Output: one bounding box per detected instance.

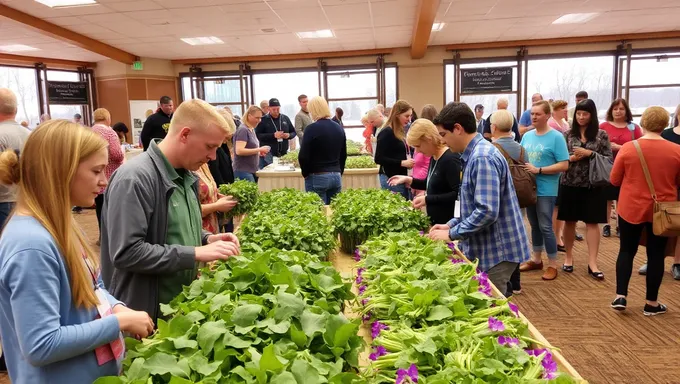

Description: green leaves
[344,156,376,169]
[218,179,259,217]
[231,304,264,327]
[197,321,228,353]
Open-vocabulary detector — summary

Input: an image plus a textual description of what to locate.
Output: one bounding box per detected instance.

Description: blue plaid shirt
[447,134,530,271]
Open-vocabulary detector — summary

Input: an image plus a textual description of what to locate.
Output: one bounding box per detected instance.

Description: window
[327,69,378,99]
[0,65,40,128]
[252,71,320,119]
[526,56,613,119]
[622,53,680,121]
[329,99,376,133]
[460,94,518,119]
[385,66,397,107]
[46,69,84,121]
[445,63,454,105]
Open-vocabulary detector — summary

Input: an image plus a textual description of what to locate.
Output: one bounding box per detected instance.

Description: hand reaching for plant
[412,195,426,209]
[207,232,241,248]
[431,223,450,231]
[215,195,238,212]
[113,306,154,339]
[388,175,412,187]
[195,240,240,262]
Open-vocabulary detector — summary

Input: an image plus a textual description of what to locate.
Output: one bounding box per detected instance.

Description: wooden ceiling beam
[445,30,680,51]
[410,0,440,59]
[0,53,95,68]
[0,4,137,64]
[171,48,395,65]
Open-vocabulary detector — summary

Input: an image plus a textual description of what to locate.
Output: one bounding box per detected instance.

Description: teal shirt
[521,129,569,197]
[157,150,203,305]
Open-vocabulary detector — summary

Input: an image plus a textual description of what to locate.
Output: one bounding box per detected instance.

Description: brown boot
[542,267,558,280]
[520,260,543,272]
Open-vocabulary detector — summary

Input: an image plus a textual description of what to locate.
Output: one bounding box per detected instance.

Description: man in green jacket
[101,99,240,322]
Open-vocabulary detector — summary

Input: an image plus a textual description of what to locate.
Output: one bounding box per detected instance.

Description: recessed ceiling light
[296,29,334,39]
[0,44,40,53]
[35,0,97,7]
[180,37,224,46]
[261,28,277,33]
[552,13,599,24]
[432,22,445,31]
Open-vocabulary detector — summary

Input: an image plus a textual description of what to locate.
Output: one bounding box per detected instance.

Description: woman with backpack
[517,101,570,281]
[599,99,642,238]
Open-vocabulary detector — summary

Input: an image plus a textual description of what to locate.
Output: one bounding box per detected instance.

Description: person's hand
[412,195,426,209]
[259,146,271,156]
[573,147,592,158]
[214,196,238,213]
[428,229,451,241]
[524,163,540,174]
[274,131,284,139]
[114,308,154,339]
[388,175,411,187]
[431,223,450,231]
[282,133,290,139]
[207,232,241,248]
[610,143,622,150]
[195,241,240,262]
[401,159,415,168]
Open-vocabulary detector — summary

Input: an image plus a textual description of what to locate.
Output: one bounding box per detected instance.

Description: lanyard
[426,157,440,192]
[269,116,282,132]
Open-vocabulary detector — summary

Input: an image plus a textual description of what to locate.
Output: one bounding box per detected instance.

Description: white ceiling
[0,0,678,63]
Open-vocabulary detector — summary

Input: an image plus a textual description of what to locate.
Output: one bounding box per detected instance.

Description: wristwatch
[538,168,543,175]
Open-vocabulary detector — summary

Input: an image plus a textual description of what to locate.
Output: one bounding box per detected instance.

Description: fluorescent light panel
[296,29,334,39]
[552,13,599,24]
[0,44,40,53]
[181,37,224,46]
[432,22,445,31]
[35,0,96,7]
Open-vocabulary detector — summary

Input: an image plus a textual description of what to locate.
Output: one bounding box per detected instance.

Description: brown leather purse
[633,140,680,237]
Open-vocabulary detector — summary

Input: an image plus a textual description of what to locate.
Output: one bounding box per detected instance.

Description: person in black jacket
[374,100,414,200]
[255,97,296,168]
[140,96,173,150]
[389,119,461,225]
[298,96,347,204]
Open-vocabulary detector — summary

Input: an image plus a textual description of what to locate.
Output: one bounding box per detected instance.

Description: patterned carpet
[1,211,678,384]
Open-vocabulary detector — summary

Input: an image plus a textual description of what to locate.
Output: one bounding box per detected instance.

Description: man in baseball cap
[255,98,296,168]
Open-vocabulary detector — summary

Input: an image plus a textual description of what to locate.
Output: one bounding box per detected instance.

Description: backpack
[492,144,537,208]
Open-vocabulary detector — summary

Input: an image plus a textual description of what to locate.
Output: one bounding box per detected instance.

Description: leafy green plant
[218,180,260,217]
[280,151,299,168]
[346,140,363,156]
[345,156,376,169]
[95,249,364,384]
[330,189,430,253]
[239,189,337,259]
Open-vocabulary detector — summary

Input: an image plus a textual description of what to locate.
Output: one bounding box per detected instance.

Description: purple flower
[361,298,369,306]
[371,321,389,339]
[508,302,519,318]
[362,312,372,322]
[355,267,365,284]
[488,317,505,332]
[395,364,418,384]
[542,356,558,379]
[473,273,492,296]
[497,335,520,347]
[419,231,424,235]
[447,242,456,251]
[353,249,361,262]
[369,345,387,361]
[359,285,367,295]
[449,257,465,264]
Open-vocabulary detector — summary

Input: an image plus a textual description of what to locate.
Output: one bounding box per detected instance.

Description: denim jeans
[305,173,342,205]
[259,152,273,169]
[234,171,257,183]
[379,173,411,200]
[0,202,14,228]
[526,196,558,260]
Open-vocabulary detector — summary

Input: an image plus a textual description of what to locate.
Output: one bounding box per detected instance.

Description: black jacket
[255,113,296,157]
[141,111,172,150]
[208,144,234,187]
[410,149,462,225]
[298,119,347,178]
[375,127,411,177]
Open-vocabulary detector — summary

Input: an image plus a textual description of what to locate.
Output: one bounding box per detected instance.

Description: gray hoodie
[100,140,209,321]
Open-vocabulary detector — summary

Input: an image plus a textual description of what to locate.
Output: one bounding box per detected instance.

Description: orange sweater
[610,139,680,224]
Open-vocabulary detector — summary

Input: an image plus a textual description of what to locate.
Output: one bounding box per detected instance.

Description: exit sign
[132,61,143,71]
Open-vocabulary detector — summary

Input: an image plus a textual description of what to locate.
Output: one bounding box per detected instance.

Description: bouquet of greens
[345,156,376,169]
[218,180,259,217]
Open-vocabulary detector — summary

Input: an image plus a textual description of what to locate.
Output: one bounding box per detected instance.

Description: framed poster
[460,67,513,94]
[47,81,89,105]
[129,100,159,146]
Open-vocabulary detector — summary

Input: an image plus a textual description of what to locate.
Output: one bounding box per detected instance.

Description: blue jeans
[259,153,273,169]
[305,173,342,205]
[234,171,257,182]
[379,173,411,200]
[0,202,14,228]
[527,196,558,260]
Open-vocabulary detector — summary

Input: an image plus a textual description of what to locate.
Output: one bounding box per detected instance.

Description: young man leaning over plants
[100,99,241,322]
[428,102,531,296]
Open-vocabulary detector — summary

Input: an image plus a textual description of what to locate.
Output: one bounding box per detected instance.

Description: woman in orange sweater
[610,106,680,316]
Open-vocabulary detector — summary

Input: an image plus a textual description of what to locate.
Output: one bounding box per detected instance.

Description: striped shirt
[447,134,530,272]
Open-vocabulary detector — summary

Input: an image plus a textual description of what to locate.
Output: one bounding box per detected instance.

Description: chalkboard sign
[47,81,89,105]
[460,67,513,94]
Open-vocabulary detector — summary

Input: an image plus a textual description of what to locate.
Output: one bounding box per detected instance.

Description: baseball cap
[269,98,281,107]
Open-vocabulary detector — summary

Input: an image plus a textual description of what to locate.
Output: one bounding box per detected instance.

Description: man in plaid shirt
[429,102,530,295]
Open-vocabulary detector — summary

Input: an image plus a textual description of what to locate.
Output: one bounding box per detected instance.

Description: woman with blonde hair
[233,106,270,182]
[374,100,414,199]
[388,118,461,224]
[0,120,154,382]
[548,100,569,132]
[611,107,680,315]
[298,96,347,204]
[411,104,438,196]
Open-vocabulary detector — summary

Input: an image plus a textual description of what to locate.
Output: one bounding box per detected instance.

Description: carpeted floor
[2,210,679,384]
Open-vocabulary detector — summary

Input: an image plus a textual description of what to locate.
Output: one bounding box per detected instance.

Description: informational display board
[129,100,159,146]
[47,81,89,105]
[460,67,513,94]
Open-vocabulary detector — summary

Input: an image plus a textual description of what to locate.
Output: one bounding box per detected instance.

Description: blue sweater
[0,216,123,384]
[298,118,347,178]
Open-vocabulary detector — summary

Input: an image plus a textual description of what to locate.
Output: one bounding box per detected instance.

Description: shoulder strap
[633,140,657,201]
[492,143,520,164]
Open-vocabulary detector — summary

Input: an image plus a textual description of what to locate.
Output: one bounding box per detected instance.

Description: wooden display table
[256,166,379,192]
